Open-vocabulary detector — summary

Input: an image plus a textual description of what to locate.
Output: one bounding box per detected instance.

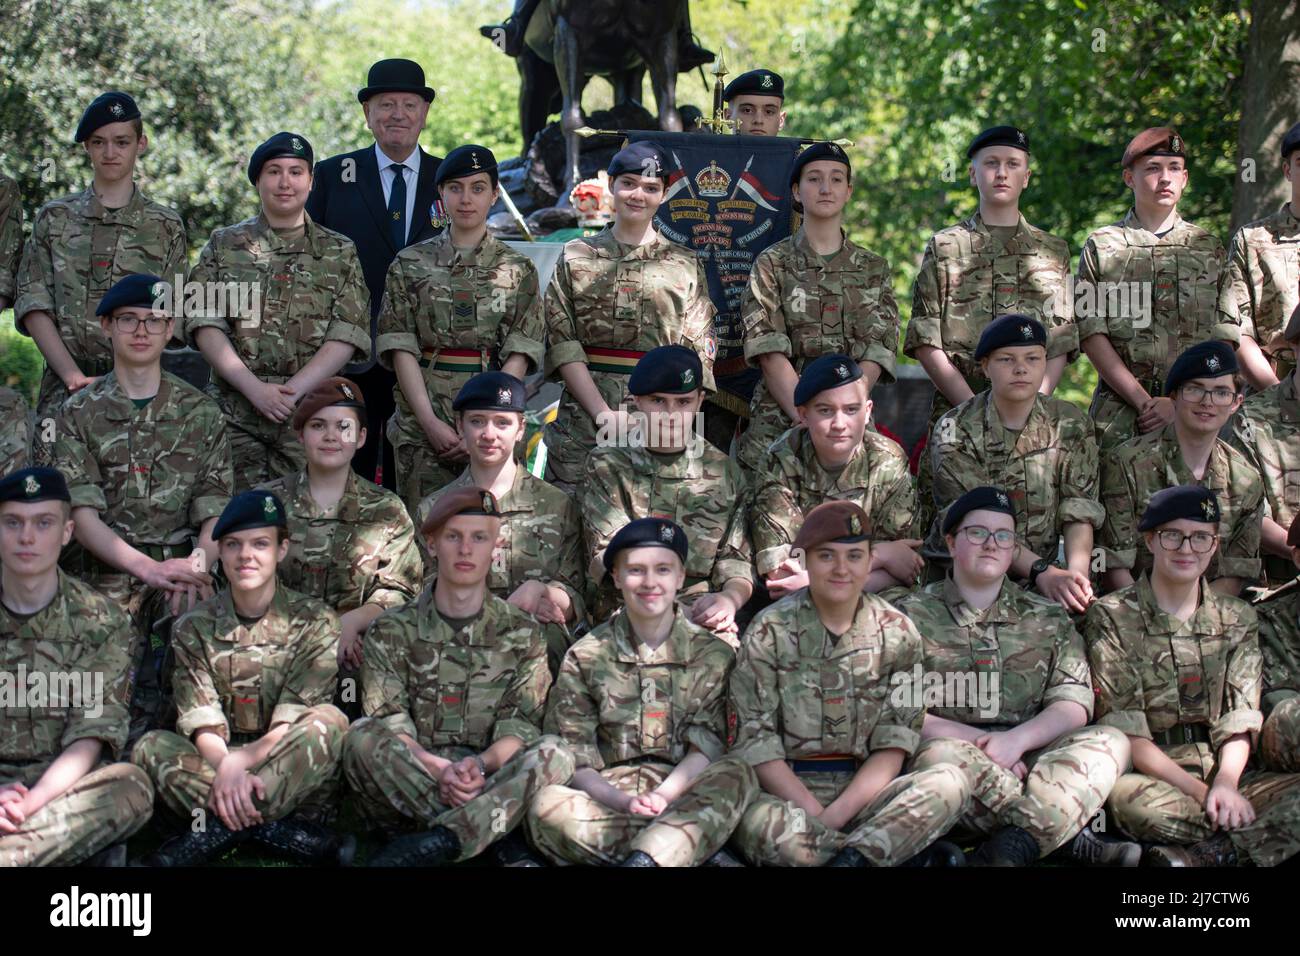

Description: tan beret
[1122,127,1186,168]
[292,376,366,431]
[793,500,871,552]
[420,486,501,537]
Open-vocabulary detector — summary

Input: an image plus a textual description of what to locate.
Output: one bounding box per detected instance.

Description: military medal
[430,198,450,229]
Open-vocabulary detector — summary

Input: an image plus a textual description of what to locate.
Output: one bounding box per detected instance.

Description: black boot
[1146,832,1239,867]
[369,825,462,867]
[140,818,253,867]
[826,846,873,867]
[901,840,966,867]
[82,843,128,867]
[619,850,659,867]
[703,847,745,867]
[254,816,356,867]
[491,830,547,867]
[1059,827,1142,867]
[968,825,1041,867]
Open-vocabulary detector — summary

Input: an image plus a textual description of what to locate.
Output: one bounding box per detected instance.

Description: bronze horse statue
[483,0,713,196]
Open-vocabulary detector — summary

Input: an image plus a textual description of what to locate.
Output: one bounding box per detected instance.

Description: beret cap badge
[848,514,862,535]
[263,496,276,517]
[997,492,1010,508]
[659,524,675,542]
[498,387,512,404]
[24,475,39,496]
[836,364,849,379]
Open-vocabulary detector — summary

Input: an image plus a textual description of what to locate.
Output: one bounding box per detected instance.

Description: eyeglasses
[1178,384,1237,407]
[1154,530,1218,553]
[957,526,1016,549]
[111,314,169,334]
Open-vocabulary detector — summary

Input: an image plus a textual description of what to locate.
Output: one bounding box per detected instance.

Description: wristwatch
[1027,557,1053,588]
[473,754,488,778]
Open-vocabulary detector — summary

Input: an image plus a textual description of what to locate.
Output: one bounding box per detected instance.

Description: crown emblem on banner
[695,160,731,198]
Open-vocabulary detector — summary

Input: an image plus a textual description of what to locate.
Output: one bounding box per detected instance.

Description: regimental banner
[627,131,800,410]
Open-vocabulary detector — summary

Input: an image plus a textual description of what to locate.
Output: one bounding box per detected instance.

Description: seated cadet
[1253,513,1300,773]
[1087,485,1300,867]
[377,145,544,513]
[749,354,922,598]
[737,142,899,472]
[928,314,1102,611]
[260,377,422,702]
[723,69,787,136]
[729,501,970,867]
[0,386,30,476]
[417,372,584,675]
[580,346,753,635]
[345,487,569,867]
[1231,303,1300,587]
[1100,341,1264,597]
[0,467,153,866]
[900,487,1137,867]
[132,491,350,867]
[525,518,757,867]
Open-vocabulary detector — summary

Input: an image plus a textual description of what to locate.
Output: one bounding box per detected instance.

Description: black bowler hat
[358,58,436,103]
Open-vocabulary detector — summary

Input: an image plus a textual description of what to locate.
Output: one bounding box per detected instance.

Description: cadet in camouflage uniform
[580,347,752,634]
[900,487,1137,867]
[345,487,571,867]
[15,93,187,430]
[1230,306,1300,585]
[928,315,1103,610]
[260,377,422,702]
[0,170,24,312]
[377,145,544,512]
[1078,128,1238,453]
[750,355,921,598]
[0,387,31,476]
[1100,342,1263,597]
[1252,513,1300,773]
[416,373,584,675]
[186,132,371,491]
[543,142,717,492]
[133,491,351,867]
[738,142,899,472]
[730,501,971,867]
[1086,485,1300,866]
[1227,122,1300,390]
[0,468,154,867]
[526,518,757,867]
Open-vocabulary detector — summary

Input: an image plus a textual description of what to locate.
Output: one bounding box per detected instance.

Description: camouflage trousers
[342,718,574,860]
[131,704,347,825]
[1088,383,1142,455]
[526,756,758,867]
[1260,697,1300,772]
[734,764,970,867]
[0,761,154,866]
[910,725,1131,854]
[1107,742,1300,866]
[213,388,306,492]
[387,414,461,518]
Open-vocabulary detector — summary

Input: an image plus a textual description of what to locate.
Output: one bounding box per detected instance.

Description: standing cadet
[729,501,971,867]
[0,387,31,477]
[1227,121,1300,390]
[899,487,1137,867]
[928,315,1102,610]
[186,132,371,491]
[0,467,154,866]
[416,372,584,675]
[0,170,24,312]
[543,142,716,495]
[580,346,752,634]
[132,491,351,866]
[344,487,571,867]
[737,142,899,472]
[377,145,544,512]
[723,69,787,137]
[260,377,423,705]
[749,355,922,598]
[1253,514,1300,773]
[525,517,757,867]
[1087,485,1300,867]
[1230,305,1300,585]
[15,92,187,431]
[1078,128,1238,453]
[1100,342,1263,597]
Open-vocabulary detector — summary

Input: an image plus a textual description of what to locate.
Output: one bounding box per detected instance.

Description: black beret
[608,142,665,181]
[793,500,871,552]
[1283,121,1300,161]
[1138,484,1220,531]
[974,313,1047,359]
[421,487,501,537]
[1164,341,1238,395]
[793,353,862,406]
[292,376,366,430]
[603,517,689,572]
[628,345,703,395]
[1122,127,1185,168]
[213,490,288,540]
[966,125,1030,159]
[247,131,313,186]
[358,58,436,103]
[790,142,851,187]
[942,486,1016,536]
[74,92,140,143]
[452,371,526,413]
[96,273,167,317]
[0,467,71,505]
[723,69,785,101]
[436,145,498,187]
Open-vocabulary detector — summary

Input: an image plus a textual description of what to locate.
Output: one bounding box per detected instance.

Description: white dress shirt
[375,144,421,243]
